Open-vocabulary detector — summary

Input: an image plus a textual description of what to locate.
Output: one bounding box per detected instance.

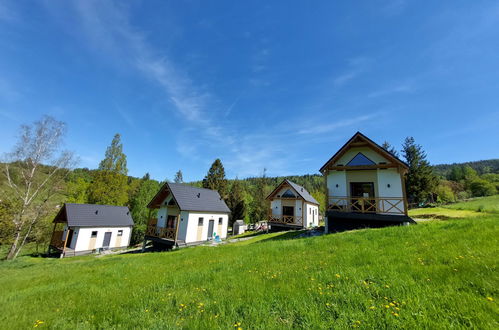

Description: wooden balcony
[50,230,65,249]
[328,196,407,215]
[146,224,176,241]
[268,214,303,227]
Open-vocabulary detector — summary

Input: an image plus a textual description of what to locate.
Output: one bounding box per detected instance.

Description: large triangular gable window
[281,189,296,198]
[346,152,376,166]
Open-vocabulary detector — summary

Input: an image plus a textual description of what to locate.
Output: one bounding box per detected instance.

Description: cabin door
[103,232,112,249]
[350,182,376,212]
[207,220,215,240]
[66,229,74,248]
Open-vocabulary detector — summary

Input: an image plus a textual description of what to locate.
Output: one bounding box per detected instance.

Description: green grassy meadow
[1,205,498,328]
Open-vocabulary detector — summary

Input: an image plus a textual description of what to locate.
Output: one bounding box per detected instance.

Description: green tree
[66,177,90,203]
[469,179,496,197]
[88,134,129,206]
[381,141,399,158]
[249,169,269,223]
[129,173,160,244]
[202,159,228,198]
[1,116,75,259]
[174,170,184,183]
[226,179,246,225]
[401,137,438,205]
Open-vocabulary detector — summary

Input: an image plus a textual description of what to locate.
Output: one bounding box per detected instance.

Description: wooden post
[60,228,69,259]
[174,215,181,247]
[400,168,409,215]
[47,222,57,255]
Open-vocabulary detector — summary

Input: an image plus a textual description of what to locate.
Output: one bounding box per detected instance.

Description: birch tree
[2,116,75,259]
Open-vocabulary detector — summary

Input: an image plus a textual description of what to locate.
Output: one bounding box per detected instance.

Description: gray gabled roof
[57,203,134,227]
[266,179,320,205]
[285,180,320,205]
[155,183,231,213]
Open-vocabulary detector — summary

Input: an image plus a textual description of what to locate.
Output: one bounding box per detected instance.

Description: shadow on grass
[255,230,308,244]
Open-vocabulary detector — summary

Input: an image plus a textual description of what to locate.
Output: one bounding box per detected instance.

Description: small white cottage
[145,183,230,247]
[319,132,414,232]
[48,203,134,257]
[266,179,320,229]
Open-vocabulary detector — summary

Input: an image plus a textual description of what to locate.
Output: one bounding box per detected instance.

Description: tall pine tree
[401,137,438,205]
[227,179,246,225]
[202,159,228,198]
[381,141,399,158]
[88,134,129,206]
[174,170,184,183]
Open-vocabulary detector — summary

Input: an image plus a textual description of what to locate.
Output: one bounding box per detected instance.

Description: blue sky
[1,1,498,181]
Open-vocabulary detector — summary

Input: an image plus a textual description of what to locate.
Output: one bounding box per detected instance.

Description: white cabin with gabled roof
[319,132,414,232]
[266,179,320,229]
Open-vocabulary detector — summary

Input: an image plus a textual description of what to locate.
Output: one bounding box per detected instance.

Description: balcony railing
[328,196,407,215]
[268,214,303,226]
[146,224,176,241]
[50,230,65,249]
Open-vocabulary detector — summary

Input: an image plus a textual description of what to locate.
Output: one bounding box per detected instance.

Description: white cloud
[299,113,378,135]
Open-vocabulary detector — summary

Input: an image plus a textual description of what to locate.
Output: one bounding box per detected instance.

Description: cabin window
[168,199,176,206]
[198,217,204,226]
[166,216,176,229]
[282,206,294,216]
[281,189,296,198]
[346,152,376,166]
[117,230,123,236]
[91,231,98,238]
[218,217,223,225]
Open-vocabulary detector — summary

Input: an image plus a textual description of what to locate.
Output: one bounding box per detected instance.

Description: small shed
[233,220,246,235]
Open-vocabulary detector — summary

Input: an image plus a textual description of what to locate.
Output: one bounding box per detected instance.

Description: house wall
[157,195,180,228]
[270,199,282,216]
[184,212,229,244]
[304,203,319,227]
[377,168,405,214]
[327,171,347,197]
[70,226,132,252]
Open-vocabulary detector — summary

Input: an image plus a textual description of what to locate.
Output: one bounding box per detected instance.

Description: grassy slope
[409,195,499,220]
[1,216,498,329]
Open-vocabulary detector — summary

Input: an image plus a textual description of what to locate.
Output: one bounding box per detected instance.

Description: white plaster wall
[327,171,347,198]
[157,207,167,227]
[72,226,132,252]
[304,203,319,227]
[377,169,405,214]
[270,199,282,216]
[185,212,229,244]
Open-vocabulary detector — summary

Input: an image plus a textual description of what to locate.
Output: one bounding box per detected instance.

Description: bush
[469,179,497,197]
[435,182,456,203]
[130,224,146,246]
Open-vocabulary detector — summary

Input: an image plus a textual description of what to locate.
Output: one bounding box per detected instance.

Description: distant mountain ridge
[432,159,499,177]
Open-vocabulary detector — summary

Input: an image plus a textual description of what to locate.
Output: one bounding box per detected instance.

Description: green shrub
[469,179,497,197]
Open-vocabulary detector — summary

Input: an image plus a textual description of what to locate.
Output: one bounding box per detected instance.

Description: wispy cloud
[333,57,372,87]
[299,113,378,135]
[368,84,414,98]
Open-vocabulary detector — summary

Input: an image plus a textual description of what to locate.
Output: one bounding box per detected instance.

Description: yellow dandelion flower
[486,297,494,302]
[393,313,399,317]
[369,306,376,310]
[335,274,341,278]
[385,305,390,309]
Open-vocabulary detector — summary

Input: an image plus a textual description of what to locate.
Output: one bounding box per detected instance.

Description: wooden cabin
[266,179,320,229]
[319,132,414,232]
[145,183,230,248]
[48,203,134,257]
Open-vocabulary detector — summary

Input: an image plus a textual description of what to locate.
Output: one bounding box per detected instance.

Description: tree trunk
[6,230,21,260]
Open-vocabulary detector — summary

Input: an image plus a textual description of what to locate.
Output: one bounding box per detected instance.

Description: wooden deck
[267,214,304,228]
[327,196,407,215]
[145,223,177,242]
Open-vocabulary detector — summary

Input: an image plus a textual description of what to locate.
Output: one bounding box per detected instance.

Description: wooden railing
[50,230,65,249]
[146,224,176,241]
[268,214,303,226]
[327,196,406,215]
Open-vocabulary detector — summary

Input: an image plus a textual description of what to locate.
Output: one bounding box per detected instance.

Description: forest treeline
[1,116,498,259]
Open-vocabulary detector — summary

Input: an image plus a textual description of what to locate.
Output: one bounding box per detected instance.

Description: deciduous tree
[88,134,129,206]
[174,170,184,183]
[227,178,246,225]
[1,116,75,259]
